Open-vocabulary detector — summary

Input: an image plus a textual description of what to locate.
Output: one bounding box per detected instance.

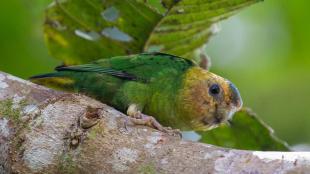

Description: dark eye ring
[209,84,220,95]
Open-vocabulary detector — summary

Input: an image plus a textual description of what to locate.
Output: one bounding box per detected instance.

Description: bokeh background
[0,0,309,147]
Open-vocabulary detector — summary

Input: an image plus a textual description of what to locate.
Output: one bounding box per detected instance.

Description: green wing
[56,52,195,83]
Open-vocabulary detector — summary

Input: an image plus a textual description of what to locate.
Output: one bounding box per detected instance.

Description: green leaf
[198,108,290,151]
[144,0,263,63]
[136,0,168,14]
[44,0,161,65]
[44,0,262,65]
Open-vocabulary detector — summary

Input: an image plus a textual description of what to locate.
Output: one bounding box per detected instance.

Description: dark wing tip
[29,73,56,80]
[55,64,67,71]
[142,52,182,59]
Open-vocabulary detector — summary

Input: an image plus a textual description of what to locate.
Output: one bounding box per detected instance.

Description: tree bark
[0,71,310,174]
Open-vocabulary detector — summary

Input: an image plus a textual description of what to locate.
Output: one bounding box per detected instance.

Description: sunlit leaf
[198,108,290,151]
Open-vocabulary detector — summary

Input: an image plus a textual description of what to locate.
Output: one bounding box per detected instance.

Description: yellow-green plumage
[31,52,242,130]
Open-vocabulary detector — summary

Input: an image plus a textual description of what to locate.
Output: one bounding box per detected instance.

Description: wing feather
[55,52,194,82]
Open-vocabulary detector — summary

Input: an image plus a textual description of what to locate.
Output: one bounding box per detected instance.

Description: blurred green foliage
[0,0,59,78]
[206,0,310,146]
[0,0,310,146]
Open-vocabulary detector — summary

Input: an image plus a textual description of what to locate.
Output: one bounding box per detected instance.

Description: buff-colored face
[181,67,243,131]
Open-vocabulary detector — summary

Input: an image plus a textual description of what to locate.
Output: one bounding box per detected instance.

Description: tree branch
[0,71,309,174]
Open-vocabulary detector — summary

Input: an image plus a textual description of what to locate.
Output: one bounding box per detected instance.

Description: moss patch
[58,153,78,174]
[87,122,105,140]
[0,98,29,153]
[138,164,159,174]
[88,128,97,140]
[0,99,20,122]
[0,98,28,124]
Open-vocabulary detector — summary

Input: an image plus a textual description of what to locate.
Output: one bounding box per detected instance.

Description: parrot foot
[126,104,181,137]
[126,115,181,137]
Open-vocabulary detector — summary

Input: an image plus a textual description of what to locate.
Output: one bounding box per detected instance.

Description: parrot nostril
[229,82,243,109]
[203,113,223,125]
[214,116,222,124]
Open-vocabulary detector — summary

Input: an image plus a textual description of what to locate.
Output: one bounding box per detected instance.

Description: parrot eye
[209,84,220,95]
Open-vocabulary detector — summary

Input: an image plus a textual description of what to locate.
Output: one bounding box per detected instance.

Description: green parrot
[30,52,242,132]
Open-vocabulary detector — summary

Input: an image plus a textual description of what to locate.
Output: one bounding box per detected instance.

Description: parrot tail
[30,72,75,91]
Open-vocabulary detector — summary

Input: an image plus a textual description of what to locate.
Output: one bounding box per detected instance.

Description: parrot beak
[229,82,243,109]
[225,81,243,121]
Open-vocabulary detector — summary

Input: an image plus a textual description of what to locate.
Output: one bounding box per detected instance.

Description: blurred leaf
[198,108,290,151]
[44,0,262,65]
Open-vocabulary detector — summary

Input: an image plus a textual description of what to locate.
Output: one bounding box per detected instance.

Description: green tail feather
[30,72,76,91]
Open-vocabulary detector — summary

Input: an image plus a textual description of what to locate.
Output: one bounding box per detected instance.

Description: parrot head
[180,67,243,131]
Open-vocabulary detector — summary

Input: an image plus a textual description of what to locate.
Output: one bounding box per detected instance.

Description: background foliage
[1,0,310,148]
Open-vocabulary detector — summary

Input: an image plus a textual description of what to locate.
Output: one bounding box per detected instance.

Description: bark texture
[0,71,310,174]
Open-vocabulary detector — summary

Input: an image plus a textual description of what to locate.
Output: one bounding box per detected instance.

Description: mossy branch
[0,71,310,174]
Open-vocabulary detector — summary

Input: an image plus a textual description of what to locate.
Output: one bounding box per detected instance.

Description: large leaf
[198,109,290,151]
[44,0,161,65]
[44,0,262,65]
[144,0,263,62]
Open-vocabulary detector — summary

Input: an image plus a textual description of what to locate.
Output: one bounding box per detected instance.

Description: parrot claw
[124,113,180,137]
[126,104,181,137]
[127,115,182,138]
